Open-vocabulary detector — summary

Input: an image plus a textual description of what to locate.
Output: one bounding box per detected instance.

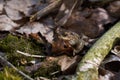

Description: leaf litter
[0,0,119,80]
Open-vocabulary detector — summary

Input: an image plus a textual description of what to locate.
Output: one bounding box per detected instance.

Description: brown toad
[55,28,85,55]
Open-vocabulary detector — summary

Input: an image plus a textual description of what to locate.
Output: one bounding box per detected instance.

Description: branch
[74,21,120,80]
[30,0,62,22]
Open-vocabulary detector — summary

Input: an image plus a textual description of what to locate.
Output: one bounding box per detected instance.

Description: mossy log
[73,21,120,80]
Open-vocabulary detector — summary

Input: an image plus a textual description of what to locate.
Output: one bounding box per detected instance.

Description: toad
[52,28,85,55]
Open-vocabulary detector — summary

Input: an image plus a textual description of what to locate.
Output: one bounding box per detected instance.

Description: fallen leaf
[0,0,4,14]
[107,0,120,18]
[112,71,120,80]
[25,62,42,73]
[64,8,109,38]
[58,55,81,74]
[55,0,79,26]
[101,55,120,73]
[16,18,55,43]
[4,5,23,20]
[99,67,114,80]
[0,15,19,31]
[5,0,40,20]
[90,8,112,26]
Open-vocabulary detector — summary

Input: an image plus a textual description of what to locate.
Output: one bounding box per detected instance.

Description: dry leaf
[99,68,114,80]
[58,55,81,74]
[5,0,40,20]
[64,8,109,38]
[90,8,112,26]
[99,54,120,80]
[107,0,120,18]
[55,0,79,26]
[101,55,120,73]
[112,71,120,80]
[55,0,76,22]
[25,62,42,73]
[0,0,4,14]
[0,15,19,31]
[17,18,55,43]
[4,6,23,20]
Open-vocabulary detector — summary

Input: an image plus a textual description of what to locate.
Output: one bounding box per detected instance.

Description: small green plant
[0,67,23,80]
[0,34,43,66]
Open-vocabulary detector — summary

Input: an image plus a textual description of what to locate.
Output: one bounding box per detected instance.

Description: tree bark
[73,21,120,80]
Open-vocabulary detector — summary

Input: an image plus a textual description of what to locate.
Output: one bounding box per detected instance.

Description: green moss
[0,34,60,79]
[0,34,43,66]
[0,34,43,54]
[0,67,23,80]
[32,61,60,78]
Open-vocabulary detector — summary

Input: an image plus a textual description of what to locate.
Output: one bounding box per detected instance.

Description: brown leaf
[5,0,40,20]
[64,8,108,38]
[112,71,120,80]
[101,55,120,73]
[0,0,4,14]
[107,0,120,18]
[25,62,42,73]
[90,8,112,26]
[4,6,23,20]
[99,67,114,80]
[17,18,55,43]
[55,0,81,26]
[0,15,19,31]
[58,55,81,74]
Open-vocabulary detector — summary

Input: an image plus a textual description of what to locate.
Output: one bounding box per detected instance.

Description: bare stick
[56,0,79,26]
[30,0,62,22]
[0,54,34,80]
[17,50,46,58]
[36,77,50,80]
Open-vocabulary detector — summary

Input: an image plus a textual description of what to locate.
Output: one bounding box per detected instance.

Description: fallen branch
[73,21,120,80]
[30,0,62,22]
[17,50,46,58]
[0,53,34,80]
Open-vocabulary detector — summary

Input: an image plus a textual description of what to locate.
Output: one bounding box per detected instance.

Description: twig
[30,0,62,22]
[17,50,46,58]
[37,77,50,80]
[56,0,79,26]
[73,21,120,80]
[0,54,34,80]
[50,71,60,75]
